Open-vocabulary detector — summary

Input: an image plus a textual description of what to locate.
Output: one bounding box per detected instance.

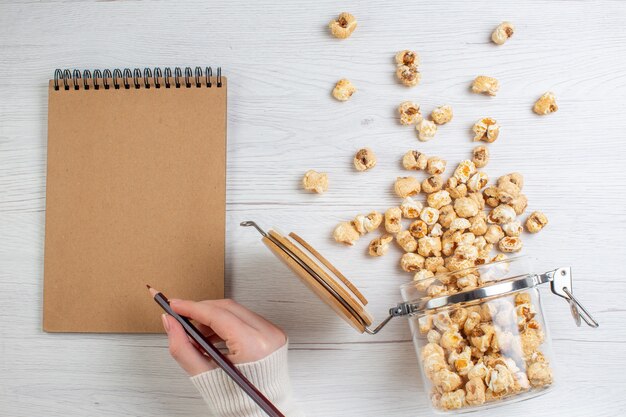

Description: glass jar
[402,258,555,413]
[242,222,598,414]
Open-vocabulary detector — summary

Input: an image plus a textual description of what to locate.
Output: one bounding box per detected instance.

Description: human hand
[162,299,287,376]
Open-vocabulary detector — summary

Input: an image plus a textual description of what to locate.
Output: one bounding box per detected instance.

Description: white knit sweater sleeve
[190,343,305,417]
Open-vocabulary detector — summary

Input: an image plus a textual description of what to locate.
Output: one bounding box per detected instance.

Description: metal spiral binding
[52,67,223,91]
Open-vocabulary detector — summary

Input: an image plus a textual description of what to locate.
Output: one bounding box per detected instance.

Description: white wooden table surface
[1,1,626,416]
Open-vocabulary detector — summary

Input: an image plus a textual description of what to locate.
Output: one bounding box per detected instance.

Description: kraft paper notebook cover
[43,67,226,333]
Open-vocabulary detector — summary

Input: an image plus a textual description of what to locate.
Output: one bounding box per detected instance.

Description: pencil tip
[146,284,152,289]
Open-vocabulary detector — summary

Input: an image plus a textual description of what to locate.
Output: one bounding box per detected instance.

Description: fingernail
[161,314,170,332]
[169,299,181,305]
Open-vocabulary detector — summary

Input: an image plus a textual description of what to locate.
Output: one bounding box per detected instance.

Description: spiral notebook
[43,67,226,333]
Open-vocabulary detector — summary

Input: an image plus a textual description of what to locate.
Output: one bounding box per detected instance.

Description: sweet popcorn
[302,170,328,194]
[353,211,383,234]
[491,21,515,45]
[396,64,421,87]
[427,190,452,210]
[395,50,420,66]
[454,196,480,218]
[457,273,479,290]
[510,194,528,215]
[420,207,440,225]
[502,220,523,237]
[401,252,426,272]
[520,328,544,356]
[496,181,521,204]
[450,348,474,376]
[427,329,442,344]
[484,225,504,244]
[515,292,532,306]
[449,218,471,232]
[431,105,453,125]
[463,312,482,336]
[414,270,435,291]
[429,224,444,239]
[440,328,465,351]
[418,315,435,334]
[455,243,479,261]
[422,175,444,194]
[433,312,454,332]
[396,230,418,252]
[432,369,463,393]
[384,207,403,233]
[470,323,495,353]
[498,236,523,253]
[368,234,393,256]
[526,211,548,233]
[527,361,553,387]
[401,197,423,218]
[416,119,438,141]
[467,172,489,192]
[332,79,356,101]
[402,150,428,170]
[499,172,524,189]
[487,364,516,394]
[472,145,490,168]
[483,186,500,208]
[438,205,457,228]
[409,219,429,238]
[426,157,447,175]
[437,389,465,410]
[465,377,487,406]
[398,101,422,125]
[469,212,488,236]
[533,92,558,115]
[488,204,517,224]
[418,236,442,257]
[328,12,357,39]
[425,256,445,272]
[427,282,447,297]
[450,308,469,328]
[471,76,500,96]
[394,176,421,198]
[453,160,477,184]
[446,180,468,200]
[472,118,500,142]
[333,221,360,245]
[353,148,377,171]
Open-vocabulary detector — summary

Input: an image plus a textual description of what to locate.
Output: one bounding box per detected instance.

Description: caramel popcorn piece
[396,64,421,87]
[400,252,426,272]
[472,118,500,142]
[510,193,528,215]
[499,236,523,253]
[384,207,403,234]
[426,156,447,175]
[416,119,437,141]
[487,364,516,394]
[526,211,548,233]
[527,361,553,387]
[437,389,466,411]
[453,160,477,184]
[420,207,440,226]
[402,150,428,170]
[424,255,444,272]
[432,369,463,393]
[484,225,505,244]
[438,205,457,229]
[454,196,480,218]
[440,328,465,352]
[422,175,444,194]
[395,50,420,66]
[396,230,418,252]
[427,190,452,210]
[368,234,393,257]
[533,92,558,115]
[472,145,490,168]
[400,196,423,218]
[353,211,383,234]
[394,176,421,198]
[398,101,422,125]
[491,21,515,45]
[332,79,356,101]
[333,221,360,245]
[465,377,487,406]
[467,172,489,192]
[431,105,453,125]
[353,148,377,171]
[409,219,429,238]
[488,204,516,224]
[328,12,357,39]
[502,220,523,237]
[471,76,500,96]
[417,236,442,257]
[302,170,328,194]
